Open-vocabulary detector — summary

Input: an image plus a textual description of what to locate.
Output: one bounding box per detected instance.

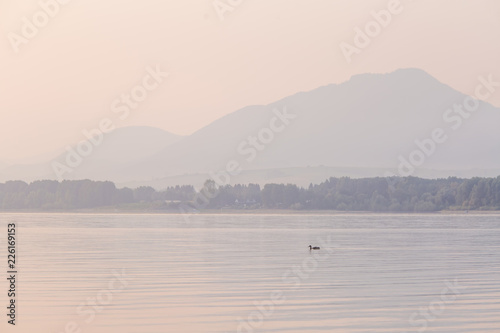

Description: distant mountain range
[0,126,182,182]
[2,68,500,188]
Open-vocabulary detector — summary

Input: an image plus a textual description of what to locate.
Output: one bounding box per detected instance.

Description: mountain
[65,126,181,164]
[0,160,9,172]
[120,166,500,190]
[119,68,500,183]
[3,68,500,185]
[0,126,182,182]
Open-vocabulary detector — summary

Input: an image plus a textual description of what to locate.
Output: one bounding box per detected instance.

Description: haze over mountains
[0,127,182,183]
[2,68,500,188]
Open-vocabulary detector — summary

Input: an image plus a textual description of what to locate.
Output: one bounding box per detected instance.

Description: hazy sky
[1,0,499,162]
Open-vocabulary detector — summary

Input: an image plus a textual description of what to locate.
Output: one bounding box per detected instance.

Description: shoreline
[0,209,499,215]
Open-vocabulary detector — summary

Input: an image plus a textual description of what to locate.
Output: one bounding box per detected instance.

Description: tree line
[0,176,499,212]
[0,180,195,210]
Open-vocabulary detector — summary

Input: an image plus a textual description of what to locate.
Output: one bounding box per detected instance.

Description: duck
[309,245,320,250]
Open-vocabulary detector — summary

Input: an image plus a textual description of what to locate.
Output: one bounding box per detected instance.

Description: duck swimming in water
[309,245,320,250]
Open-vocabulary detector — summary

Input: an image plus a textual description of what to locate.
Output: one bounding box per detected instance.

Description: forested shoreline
[0,176,499,212]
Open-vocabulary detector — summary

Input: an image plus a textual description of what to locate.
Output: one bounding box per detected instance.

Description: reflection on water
[2,213,500,332]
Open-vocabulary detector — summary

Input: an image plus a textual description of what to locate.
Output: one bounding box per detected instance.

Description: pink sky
[1,0,499,161]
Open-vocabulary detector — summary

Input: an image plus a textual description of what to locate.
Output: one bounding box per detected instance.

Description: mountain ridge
[2,68,499,185]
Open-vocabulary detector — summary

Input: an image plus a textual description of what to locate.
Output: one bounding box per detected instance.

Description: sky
[0,0,499,162]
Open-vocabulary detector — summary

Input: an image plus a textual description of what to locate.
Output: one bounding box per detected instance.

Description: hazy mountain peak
[3,69,499,185]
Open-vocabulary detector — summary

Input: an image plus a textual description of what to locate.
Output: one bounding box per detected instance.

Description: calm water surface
[1,213,499,332]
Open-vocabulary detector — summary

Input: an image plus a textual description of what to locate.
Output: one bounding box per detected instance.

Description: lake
[1,213,499,332]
